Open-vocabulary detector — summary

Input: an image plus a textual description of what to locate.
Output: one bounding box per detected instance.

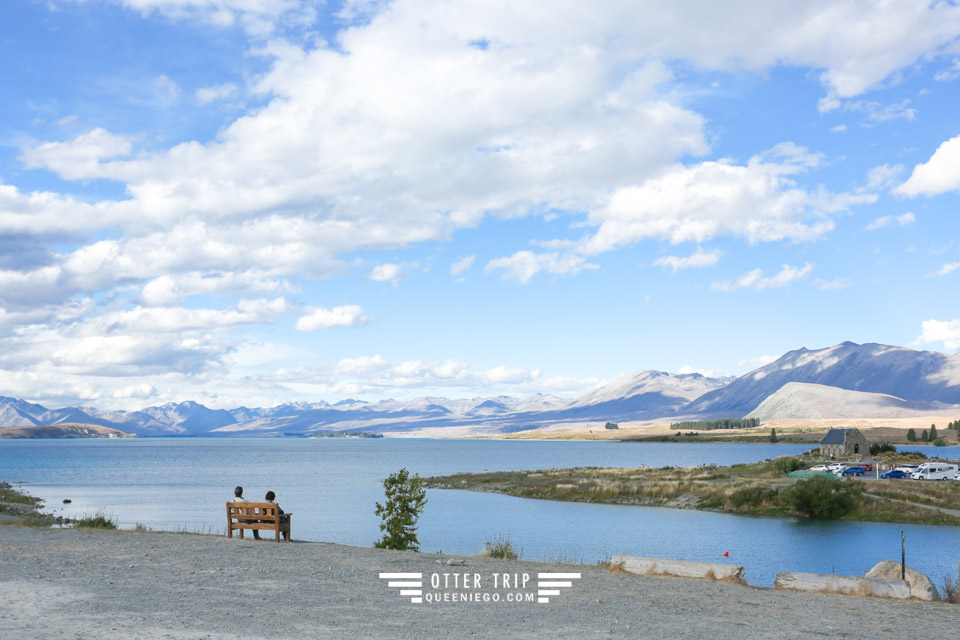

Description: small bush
[772,457,803,476]
[933,438,946,447]
[73,511,117,529]
[942,575,960,604]
[869,442,897,456]
[729,486,779,509]
[784,476,856,519]
[484,535,519,560]
[604,422,619,430]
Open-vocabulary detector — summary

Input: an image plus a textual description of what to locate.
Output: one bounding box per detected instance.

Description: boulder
[611,556,745,582]
[774,572,911,599]
[865,560,939,601]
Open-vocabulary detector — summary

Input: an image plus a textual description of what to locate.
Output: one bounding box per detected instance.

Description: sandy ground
[2,526,960,639]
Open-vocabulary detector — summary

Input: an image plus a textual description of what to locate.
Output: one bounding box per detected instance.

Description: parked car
[860,463,873,472]
[841,467,865,476]
[880,469,908,479]
[808,465,830,472]
[827,463,847,472]
[911,463,959,480]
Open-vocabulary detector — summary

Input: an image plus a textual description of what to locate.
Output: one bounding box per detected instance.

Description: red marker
[723,551,729,557]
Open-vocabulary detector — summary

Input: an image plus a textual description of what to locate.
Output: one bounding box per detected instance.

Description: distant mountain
[684,342,960,417]
[746,382,960,420]
[553,370,730,420]
[4,341,960,436]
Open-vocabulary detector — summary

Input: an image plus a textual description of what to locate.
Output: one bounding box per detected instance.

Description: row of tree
[906,424,941,442]
[669,417,761,431]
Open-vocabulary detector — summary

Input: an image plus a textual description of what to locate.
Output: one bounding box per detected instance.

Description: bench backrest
[226,501,282,522]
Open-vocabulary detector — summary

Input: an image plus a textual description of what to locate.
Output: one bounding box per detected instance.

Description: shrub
[784,476,856,519]
[772,457,803,476]
[374,468,428,551]
[484,535,519,560]
[728,486,779,509]
[604,422,619,430]
[942,575,960,604]
[869,442,896,456]
[73,511,117,529]
[933,438,946,447]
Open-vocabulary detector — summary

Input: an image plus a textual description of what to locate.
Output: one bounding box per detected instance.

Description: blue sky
[2,0,960,409]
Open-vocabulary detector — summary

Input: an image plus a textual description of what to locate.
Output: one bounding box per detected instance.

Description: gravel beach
[2,525,959,639]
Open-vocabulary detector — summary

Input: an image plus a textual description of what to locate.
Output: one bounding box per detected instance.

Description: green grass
[483,535,520,560]
[73,510,118,529]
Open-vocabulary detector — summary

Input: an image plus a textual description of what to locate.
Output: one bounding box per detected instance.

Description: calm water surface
[2,438,958,586]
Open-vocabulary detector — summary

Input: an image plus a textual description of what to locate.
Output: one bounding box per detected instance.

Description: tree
[930,425,938,442]
[907,428,917,442]
[769,428,778,443]
[784,476,856,519]
[921,429,929,442]
[374,468,427,551]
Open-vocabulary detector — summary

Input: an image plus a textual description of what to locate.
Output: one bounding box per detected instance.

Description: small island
[0,424,135,439]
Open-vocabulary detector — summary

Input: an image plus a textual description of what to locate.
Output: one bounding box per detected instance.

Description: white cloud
[450,255,475,276]
[653,247,721,271]
[711,263,814,292]
[830,124,847,133]
[19,128,133,181]
[195,82,238,105]
[367,263,403,285]
[737,355,777,369]
[916,319,960,352]
[484,251,596,284]
[934,59,960,82]
[897,134,960,197]
[153,74,181,103]
[295,304,368,331]
[113,383,157,399]
[866,212,914,231]
[866,164,904,191]
[677,365,726,378]
[812,277,852,290]
[76,0,318,36]
[927,262,960,278]
[581,144,874,254]
[838,99,916,125]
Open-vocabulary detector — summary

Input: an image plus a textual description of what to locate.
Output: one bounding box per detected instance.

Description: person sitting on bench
[232,485,260,540]
[264,491,289,541]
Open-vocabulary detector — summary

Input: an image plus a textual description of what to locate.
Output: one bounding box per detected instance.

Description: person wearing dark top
[264,490,289,541]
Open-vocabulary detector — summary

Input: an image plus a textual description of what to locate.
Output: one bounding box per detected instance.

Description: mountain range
[2,341,960,437]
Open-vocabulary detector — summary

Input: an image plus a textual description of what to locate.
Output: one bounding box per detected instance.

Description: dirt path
[863,492,960,518]
[2,526,959,639]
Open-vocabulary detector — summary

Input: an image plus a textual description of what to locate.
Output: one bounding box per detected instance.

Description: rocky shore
[2,525,959,639]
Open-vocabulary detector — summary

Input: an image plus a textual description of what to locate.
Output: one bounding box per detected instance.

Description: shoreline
[3,525,960,639]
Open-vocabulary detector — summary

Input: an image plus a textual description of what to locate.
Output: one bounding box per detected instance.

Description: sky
[2,0,960,410]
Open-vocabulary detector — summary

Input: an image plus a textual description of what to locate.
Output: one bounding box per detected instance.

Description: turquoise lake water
[2,438,959,586]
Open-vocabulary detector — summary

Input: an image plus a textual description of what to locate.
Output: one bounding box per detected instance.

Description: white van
[911,463,959,480]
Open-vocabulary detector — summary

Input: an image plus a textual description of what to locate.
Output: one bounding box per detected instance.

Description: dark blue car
[880,469,908,479]
[841,467,865,476]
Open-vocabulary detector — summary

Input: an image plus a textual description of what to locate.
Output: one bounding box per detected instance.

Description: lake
[2,438,959,586]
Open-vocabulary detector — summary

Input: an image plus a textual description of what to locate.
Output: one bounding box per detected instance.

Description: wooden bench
[226,502,292,542]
